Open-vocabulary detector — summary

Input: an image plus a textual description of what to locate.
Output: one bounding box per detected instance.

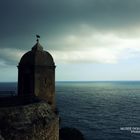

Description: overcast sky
[1,0,140,81]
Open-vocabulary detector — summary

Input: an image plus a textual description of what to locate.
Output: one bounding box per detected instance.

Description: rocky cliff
[0,101,59,140]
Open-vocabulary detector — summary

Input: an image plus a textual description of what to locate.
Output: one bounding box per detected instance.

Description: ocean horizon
[0,81,140,140]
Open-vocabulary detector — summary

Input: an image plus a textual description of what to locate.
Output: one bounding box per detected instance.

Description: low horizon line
[1,80,140,83]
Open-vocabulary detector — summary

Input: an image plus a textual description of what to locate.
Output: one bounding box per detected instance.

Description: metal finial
[36,35,40,43]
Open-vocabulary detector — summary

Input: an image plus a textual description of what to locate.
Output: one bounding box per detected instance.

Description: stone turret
[18,37,56,110]
[0,37,59,140]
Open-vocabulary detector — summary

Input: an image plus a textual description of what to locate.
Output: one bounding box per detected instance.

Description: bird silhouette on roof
[36,35,40,43]
[36,35,40,38]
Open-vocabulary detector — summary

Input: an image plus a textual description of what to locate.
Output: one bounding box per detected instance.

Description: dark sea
[1,81,140,140]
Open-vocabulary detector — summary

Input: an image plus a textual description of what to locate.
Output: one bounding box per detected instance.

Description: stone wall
[0,101,59,140]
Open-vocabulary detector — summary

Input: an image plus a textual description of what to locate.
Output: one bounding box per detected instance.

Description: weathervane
[36,34,40,43]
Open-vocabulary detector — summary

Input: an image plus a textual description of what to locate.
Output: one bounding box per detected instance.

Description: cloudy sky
[1,0,140,81]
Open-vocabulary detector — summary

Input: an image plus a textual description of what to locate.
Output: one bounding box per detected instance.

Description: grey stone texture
[0,39,59,140]
[18,40,56,110]
[0,102,59,140]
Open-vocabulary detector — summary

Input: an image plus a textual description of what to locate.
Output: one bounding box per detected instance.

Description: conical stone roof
[19,39,55,66]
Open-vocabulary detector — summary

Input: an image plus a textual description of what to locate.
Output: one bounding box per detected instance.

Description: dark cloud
[1,0,140,65]
[1,0,140,31]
